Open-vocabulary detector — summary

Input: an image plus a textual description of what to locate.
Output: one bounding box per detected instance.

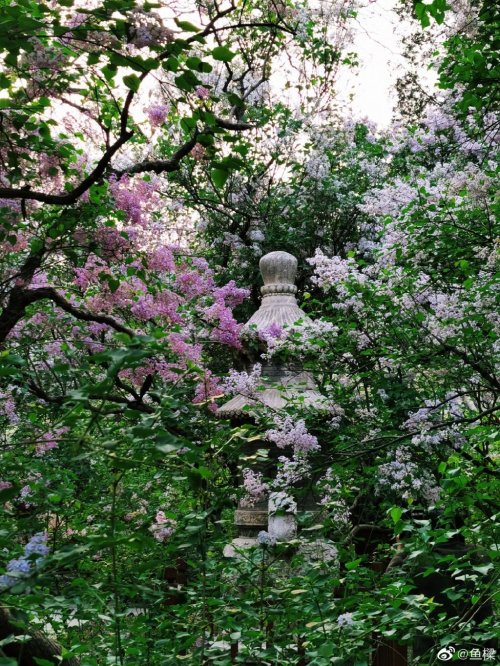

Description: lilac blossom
[307,249,366,299]
[0,389,19,424]
[376,447,440,505]
[146,104,169,127]
[264,320,338,359]
[273,455,311,489]
[337,612,354,627]
[241,469,268,507]
[195,86,210,99]
[128,8,174,48]
[192,371,223,413]
[319,470,350,528]
[35,426,69,456]
[257,531,276,546]
[150,511,176,542]
[223,364,262,398]
[266,416,319,454]
[268,491,297,515]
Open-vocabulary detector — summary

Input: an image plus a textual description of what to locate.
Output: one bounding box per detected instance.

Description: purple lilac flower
[0,532,49,590]
[266,416,319,454]
[257,531,276,546]
[146,104,169,127]
[24,532,50,558]
[195,86,210,99]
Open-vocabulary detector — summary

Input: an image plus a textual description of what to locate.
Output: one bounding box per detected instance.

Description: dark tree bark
[0,606,80,665]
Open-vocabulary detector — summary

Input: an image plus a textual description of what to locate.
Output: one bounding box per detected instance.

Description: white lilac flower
[337,612,354,627]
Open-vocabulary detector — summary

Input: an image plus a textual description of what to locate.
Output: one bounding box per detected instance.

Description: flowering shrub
[0,0,497,663]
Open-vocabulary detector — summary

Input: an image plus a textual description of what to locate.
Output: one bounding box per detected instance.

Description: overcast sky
[336,0,434,127]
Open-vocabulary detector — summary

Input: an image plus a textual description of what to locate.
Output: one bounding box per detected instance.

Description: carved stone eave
[216,386,329,419]
[216,367,328,419]
[243,293,311,335]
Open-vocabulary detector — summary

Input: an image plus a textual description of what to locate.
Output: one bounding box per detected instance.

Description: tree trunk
[0,606,80,666]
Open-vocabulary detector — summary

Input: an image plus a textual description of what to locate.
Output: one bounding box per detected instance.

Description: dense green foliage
[0,0,498,664]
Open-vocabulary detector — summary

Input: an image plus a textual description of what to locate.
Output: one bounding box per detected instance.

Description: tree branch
[0,287,134,344]
[0,131,133,205]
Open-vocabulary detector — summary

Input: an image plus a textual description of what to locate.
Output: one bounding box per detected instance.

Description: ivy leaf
[211,46,236,62]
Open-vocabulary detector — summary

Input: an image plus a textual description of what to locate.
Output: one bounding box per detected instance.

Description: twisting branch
[0,287,134,344]
[0,131,133,205]
[115,133,199,177]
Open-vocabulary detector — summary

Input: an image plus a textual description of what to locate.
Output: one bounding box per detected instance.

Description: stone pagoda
[217,251,326,553]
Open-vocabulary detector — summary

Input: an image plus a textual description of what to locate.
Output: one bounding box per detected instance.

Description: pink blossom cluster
[150,511,176,542]
[192,371,223,413]
[109,175,161,227]
[241,468,268,507]
[35,427,69,456]
[266,415,320,454]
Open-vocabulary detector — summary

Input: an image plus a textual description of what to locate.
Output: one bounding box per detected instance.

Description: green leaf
[211,46,236,62]
[345,558,362,570]
[318,643,334,657]
[0,485,17,503]
[414,3,430,27]
[185,56,212,73]
[175,72,199,92]
[101,64,117,81]
[175,18,200,32]
[390,507,403,524]
[123,74,141,92]
[211,168,229,188]
[163,57,180,72]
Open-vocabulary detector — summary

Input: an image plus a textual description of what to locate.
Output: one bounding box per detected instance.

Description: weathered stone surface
[222,537,258,559]
[244,251,310,334]
[234,509,268,527]
[268,492,297,542]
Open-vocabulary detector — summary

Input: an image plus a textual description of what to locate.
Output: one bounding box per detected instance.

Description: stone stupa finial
[244,251,310,334]
[259,251,298,296]
[216,250,325,419]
